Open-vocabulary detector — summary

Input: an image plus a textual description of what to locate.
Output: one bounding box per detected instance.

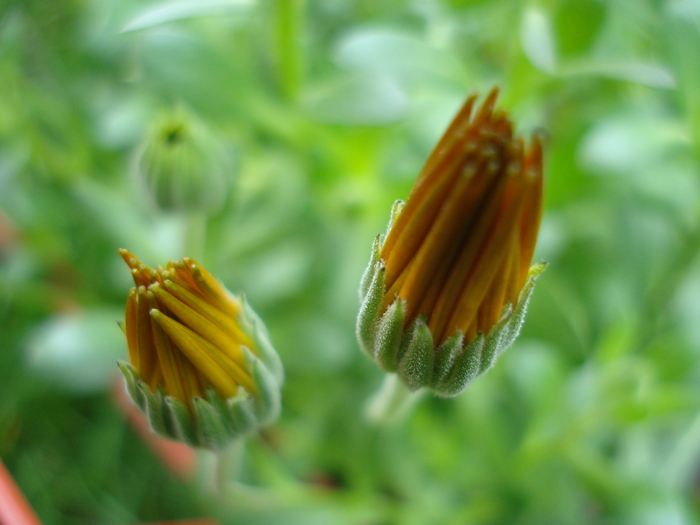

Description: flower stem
[275,0,305,102]
[198,439,246,497]
[183,211,207,261]
[215,438,245,494]
[365,374,426,426]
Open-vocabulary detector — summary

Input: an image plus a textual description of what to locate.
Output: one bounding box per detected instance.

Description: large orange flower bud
[358,88,546,396]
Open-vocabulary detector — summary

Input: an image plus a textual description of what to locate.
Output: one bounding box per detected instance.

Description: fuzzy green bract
[119,357,280,449]
[119,296,282,450]
[357,205,546,397]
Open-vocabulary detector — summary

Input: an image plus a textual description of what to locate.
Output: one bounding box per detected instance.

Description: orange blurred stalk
[0,458,43,525]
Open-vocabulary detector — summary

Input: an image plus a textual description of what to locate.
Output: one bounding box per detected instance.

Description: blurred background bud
[136,108,230,215]
[118,249,283,449]
[358,89,545,397]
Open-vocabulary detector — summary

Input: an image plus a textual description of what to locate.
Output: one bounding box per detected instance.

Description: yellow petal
[381,94,480,268]
[136,286,159,385]
[517,136,544,288]
[150,310,256,397]
[150,282,248,369]
[382,140,476,291]
[160,276,253,349]
[151,308,189,403]
[188,262,241,317]
[124,288,139,368]
[426,153,514,341]
[442,174,528,341]
[396,150,494,321]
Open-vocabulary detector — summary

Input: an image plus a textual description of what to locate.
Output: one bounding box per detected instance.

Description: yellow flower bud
[118,249,283,448]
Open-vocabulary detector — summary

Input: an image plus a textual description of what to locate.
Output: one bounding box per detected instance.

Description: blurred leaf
[578,111,687,174]
[25,309,125,393]
[71,178,185,263]
[563,61,675,89]
[122,0,255,32]
[303,73,408,126]
[240,240,311,305]
[553,0,606,58]
[334,28,469,87]
[5,0,700,522]
[521,5,557,73]
[664,1,700,148]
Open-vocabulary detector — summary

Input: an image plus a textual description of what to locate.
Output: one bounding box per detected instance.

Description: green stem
[364,374,426,426]
[197,439,246,497]
[183,211,207,260]
[275,0,305,102]
[215,438,245,495]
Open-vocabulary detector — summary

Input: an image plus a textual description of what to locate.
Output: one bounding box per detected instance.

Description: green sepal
[480,303,514,374]
[118,361,146,411]
[433,333,484,397]
[385,200,405,238]
[228,397,258,436]
[200,387,259,445]
[476,262,547,373]
[360,234,383,301]
[397,317,434,390]
[241,345,281,425]
[165,396,198,446]
[432,331,464,386]
[191,386,263,449]
[356,199,546,399]
[136,381,169,436]
[206,388,238,438]
[358,199,402,303]
[375,298,407,372]
[120,359,280,450]
[433,262,547,396]
[238,294,284,385]
[395,314,417,366]
[356,262,386,358]
[497,262,547,354]
[193,396,230,450]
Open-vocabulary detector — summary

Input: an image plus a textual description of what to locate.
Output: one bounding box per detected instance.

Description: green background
[2,0,700,523]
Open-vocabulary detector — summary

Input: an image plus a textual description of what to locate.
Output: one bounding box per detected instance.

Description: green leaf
[303,74,408,126]
[122,0,254,33]
[521,6,557,73]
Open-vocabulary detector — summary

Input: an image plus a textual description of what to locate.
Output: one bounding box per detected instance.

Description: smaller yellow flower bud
[118,249,283,449]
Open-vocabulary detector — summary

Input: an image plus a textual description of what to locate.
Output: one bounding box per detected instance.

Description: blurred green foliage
[2,0,700,523]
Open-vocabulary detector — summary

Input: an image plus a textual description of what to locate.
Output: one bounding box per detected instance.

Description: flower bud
[136,110,229,214]
[118,249,283,449]
[357,88,546,397]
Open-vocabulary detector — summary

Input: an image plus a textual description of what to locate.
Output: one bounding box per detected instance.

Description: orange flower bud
[358,88,546,396]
